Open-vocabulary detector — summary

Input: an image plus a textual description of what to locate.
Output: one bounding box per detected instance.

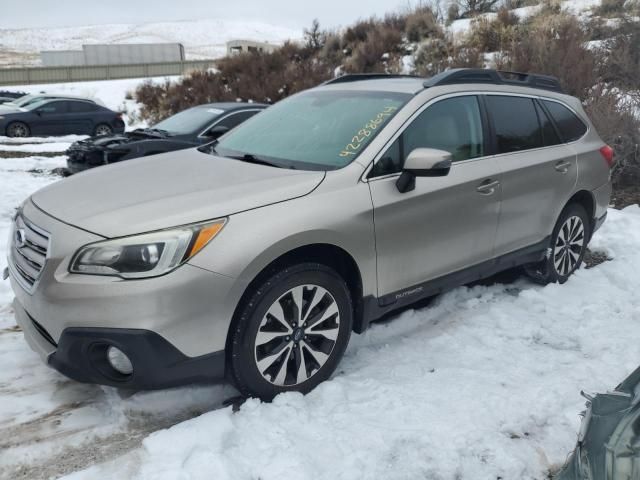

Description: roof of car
[30,95,106,106]
[319,77,426,95]
[317,69,570,98]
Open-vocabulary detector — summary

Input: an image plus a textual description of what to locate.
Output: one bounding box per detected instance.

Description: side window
[542,100,587,142]
[37,101,68,114]
[215,110,257,131]
[403,96,484,163]
[369,95,484,178]
[534,100,561,146]
[69,101,97,113]
[485,96,543,153]
[370,137,401,177]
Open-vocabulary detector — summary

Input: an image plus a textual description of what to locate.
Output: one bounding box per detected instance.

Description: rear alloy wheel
[524,203,589,284]
[94,124,113,136]
[229,263,352,400]
[6,122,30,138]
[552,215,586,277]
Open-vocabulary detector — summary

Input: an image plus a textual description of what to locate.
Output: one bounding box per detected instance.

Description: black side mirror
[205,125,230,138]
[396,148,452,193]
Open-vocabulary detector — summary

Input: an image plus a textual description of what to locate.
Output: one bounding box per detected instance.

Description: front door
[31,100,69,136]
[368,95,502,301]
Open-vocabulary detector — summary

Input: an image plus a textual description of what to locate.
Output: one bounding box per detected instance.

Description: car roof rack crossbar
[423,68,564,93]
[323,73,421,85]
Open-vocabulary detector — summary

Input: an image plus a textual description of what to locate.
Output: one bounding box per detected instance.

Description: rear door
[368,94,502,300]
[66,101,99,134]
[486,94,577,256]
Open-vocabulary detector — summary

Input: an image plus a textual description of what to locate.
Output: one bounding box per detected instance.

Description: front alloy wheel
[229,263,352,400]
[7,122,29,138]
[254,285,340,386]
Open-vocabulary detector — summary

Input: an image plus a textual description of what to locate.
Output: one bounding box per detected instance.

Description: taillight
[599,145,614,168]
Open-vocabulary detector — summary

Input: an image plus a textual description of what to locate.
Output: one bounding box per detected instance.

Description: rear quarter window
[541,100,587,142]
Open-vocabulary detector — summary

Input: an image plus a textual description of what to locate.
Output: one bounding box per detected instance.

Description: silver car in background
[5,69,613,399]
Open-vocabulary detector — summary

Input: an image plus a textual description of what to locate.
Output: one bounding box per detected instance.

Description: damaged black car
[66,102,266,174]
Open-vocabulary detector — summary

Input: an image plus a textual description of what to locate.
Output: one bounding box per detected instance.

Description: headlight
[69,219,226,278]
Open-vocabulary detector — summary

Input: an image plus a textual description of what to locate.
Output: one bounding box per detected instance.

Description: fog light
[107,346,133,375]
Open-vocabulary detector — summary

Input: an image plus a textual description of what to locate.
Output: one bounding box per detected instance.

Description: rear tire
[6,121,30,138]
[524,203,590,284]
[228,263,353,400]
[93,124,113,136]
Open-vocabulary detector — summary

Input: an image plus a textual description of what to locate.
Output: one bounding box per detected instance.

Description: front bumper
[13,300,225,389]
[6,199,245,389]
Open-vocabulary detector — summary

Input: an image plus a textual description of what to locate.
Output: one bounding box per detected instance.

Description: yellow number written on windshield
[339,106,398,158]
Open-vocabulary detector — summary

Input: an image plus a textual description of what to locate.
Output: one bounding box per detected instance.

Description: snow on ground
[0,145,239,480]
[0,19,301,65]
[0,140,639,479]
[3,76,179,129]
[0,142,72,153]
[449,0,603,39]
[0,135,86,144]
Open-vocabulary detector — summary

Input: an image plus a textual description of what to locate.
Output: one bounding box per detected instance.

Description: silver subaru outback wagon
[5,69,613,399]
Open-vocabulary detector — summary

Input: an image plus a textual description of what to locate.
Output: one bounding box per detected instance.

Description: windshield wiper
[227,153,283,168]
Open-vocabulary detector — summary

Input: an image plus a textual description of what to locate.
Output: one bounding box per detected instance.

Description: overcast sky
[0,0,412,30]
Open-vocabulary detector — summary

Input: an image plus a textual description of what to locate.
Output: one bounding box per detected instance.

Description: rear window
[542,100,587,142]
[69,101,98,113]
[485,95,544,154]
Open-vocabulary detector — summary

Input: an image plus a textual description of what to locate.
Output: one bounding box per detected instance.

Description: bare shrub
[496,12,596,98]
[344,26,404,73]
[585,87,640,188]
[405,7,442,42]
[592,0,627,17]
[468,9,519,52]
[414,37,483,76]
[135,44,333,122]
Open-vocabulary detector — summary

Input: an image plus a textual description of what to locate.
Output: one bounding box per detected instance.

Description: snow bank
[61,206,640,480]
[0,19,301,62]
[0,142,72,152]
[449,0,603,39]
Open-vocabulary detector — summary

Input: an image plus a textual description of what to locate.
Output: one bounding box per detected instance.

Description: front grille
[9,214,50,292]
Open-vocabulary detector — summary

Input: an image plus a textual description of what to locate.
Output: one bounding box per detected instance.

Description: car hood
[31,148,325,237]
[70,130,170,150]
[0,106,24,114]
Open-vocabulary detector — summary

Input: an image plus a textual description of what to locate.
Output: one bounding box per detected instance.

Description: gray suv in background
[5,69,613,400]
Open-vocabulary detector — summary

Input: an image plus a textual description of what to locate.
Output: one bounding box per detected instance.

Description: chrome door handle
[476,179,500,195]
[555,161,572,173]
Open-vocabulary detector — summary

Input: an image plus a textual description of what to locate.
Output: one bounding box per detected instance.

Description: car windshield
[24,99,50,111]
[3,94,36,107]
[153,106,226,135]
[214,90,410,170]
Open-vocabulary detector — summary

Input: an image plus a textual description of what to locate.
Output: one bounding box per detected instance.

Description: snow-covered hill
[0,18,302,65]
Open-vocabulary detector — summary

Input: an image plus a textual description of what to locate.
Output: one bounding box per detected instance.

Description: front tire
[6,121,30,138]
[524,203,589,284]
[228,263,353,400]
